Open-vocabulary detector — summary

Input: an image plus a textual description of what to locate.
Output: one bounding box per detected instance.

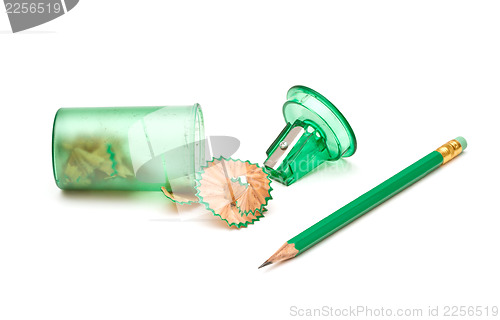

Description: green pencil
[259,137,467,268]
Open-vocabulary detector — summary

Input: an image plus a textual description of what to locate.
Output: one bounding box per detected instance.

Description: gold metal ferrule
[436,139,463,165]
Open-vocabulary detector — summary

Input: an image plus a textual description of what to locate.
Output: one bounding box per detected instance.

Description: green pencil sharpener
[264,86,357,186]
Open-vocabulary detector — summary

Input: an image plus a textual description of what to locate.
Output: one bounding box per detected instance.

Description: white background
[1,1,499,319]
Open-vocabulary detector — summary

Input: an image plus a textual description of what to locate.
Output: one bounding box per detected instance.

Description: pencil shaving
[161,186,199,205]
[196,158,272,228]
[234,163,272,215]
[63,138,134,185]
[212,204,264,228]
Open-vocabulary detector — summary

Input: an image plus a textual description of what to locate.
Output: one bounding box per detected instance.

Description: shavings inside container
[63,138,134,186]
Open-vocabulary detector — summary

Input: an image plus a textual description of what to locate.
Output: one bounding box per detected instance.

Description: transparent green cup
[52,105,205,191]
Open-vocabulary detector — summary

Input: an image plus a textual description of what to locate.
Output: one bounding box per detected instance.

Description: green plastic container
[52,105,205,191]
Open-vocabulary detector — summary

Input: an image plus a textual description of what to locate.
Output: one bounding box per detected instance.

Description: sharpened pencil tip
[258,261,272,269]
